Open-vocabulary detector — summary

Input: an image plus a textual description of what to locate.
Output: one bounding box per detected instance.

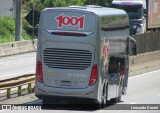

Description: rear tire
[87,102,101,110]
[90,84,107,109]
[42,97,50,104]
[110,81,123,103]
[42,97,51,108]
[42,97,60,106]
[101,84,108,108]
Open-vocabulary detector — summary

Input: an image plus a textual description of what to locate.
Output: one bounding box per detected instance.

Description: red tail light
[89,64,98,86]
[36,61,43,82]
[120,71,125,76]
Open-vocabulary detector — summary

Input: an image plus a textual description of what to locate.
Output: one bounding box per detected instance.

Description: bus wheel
[89,101,101,110]
[42,97,53,105]
[42,97,51,108]
[94,103,101,109]
[91,86,107,110]
[110,81,123,103]
[118,80,123,102]
[101,85,107,108]
[42,97,59,105]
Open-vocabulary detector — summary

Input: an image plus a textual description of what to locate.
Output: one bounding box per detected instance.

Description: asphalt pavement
[1,70,160,113]
[0,52,36,80]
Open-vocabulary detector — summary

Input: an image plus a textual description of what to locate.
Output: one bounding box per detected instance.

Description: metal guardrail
[0,74,35,99]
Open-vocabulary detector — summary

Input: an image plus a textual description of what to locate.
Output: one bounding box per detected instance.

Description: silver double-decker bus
[35,5,132,108]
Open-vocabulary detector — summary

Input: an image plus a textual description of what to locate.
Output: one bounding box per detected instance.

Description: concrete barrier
[129,50,160,72]
[133,31,160,54]
[0,39,37,57]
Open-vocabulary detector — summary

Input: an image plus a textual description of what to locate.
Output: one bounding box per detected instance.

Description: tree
[107,0,113,6]
[85,0,113,6]
[85,0,97,5]
[23,0,84,12]
[54,0,84,7]
[98,0,107,6]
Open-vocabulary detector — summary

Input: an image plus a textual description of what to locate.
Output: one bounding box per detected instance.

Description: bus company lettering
[68,73,87,78]
[56,14,84,29]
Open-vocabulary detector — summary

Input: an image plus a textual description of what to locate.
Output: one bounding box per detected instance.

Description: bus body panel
[35,79,99,100]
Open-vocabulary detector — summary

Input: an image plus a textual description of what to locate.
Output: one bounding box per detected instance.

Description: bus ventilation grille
[43,48,92,70]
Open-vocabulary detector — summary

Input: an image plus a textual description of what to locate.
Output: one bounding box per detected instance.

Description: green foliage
[22,0,113,12]
[23,0,47,12]
[0,17,15,43]
[23,0,84,12]
[85,0,113,6]
[0,17,31,43]
[98,0,109,6]
[54,0,84,7]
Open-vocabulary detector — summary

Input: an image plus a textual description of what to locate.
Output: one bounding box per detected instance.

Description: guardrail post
[28,83,32,93]
[18,86,22,96]
[7,88,11,99]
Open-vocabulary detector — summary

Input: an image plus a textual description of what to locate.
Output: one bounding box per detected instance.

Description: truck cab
[111,1,146,35]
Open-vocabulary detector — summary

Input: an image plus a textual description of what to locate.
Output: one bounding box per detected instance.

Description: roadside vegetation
[0,17,32,43]
[22,0,113,11]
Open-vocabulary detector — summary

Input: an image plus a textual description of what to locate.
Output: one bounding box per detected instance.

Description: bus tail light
[89,64,98,86]
[36,61,43,82]
[120,71,125,76]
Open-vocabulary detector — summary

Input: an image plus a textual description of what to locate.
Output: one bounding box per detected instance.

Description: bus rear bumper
[35,82,99,101]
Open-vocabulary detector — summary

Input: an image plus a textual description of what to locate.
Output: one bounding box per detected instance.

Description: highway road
[0,52,36,80]
[31,70,160,112]
[1,70,159,113]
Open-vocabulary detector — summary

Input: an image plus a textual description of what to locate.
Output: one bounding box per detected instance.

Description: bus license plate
[60,81,71,86]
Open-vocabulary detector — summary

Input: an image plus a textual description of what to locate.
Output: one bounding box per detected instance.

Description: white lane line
[0,58,35,65]
[26,100,42,104]
[0,71,35,78]
[158,94,160,96]
[0,110,5,112]
[130,102,137,104]
[129,70,160,79]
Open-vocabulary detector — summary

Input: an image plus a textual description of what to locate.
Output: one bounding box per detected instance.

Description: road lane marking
[0,58,35,65]
[129,70,160,79]
[26,100,42,105]
[0,71,34,79]
[158,94,160,96]
[0,110,5,112]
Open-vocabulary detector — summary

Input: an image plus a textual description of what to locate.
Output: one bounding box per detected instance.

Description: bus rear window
[43,11,96,32]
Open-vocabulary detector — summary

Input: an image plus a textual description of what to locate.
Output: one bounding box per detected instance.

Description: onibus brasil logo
[1,105,41,110]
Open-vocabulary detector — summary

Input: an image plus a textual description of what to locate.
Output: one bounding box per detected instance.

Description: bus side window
[108,57,125,74]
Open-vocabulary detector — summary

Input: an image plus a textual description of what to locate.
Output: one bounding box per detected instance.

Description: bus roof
[43,6,127,17]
